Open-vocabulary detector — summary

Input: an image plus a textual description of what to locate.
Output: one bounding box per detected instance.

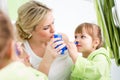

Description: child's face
[75,29,94,55]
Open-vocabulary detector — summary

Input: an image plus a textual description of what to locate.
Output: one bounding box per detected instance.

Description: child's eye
[81,35,86,38]
[52,21,54,25]
[75,36,77,39]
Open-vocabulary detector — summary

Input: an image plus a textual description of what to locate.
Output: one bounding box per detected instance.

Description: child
[66,22,111,80]
[0,10,48,80]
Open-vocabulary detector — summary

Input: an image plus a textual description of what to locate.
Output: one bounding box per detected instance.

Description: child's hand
[66,42,79,63]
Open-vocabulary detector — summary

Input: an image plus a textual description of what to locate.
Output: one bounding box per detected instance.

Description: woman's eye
[43,22,54,30]
[43,25,50,30]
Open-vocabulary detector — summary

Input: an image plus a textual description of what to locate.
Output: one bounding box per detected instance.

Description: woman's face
[31,12,55,42]
[75,28,94,55]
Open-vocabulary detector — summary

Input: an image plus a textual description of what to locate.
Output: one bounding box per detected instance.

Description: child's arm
[66,42,79,63]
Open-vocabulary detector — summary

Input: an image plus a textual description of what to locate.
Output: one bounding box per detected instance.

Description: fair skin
[39,40,59,75]
[75,33,94,57]
[67,28,99,63]
[28,12,55,58]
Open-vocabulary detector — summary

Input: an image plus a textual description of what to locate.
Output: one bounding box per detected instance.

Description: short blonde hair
[16,1,51,41]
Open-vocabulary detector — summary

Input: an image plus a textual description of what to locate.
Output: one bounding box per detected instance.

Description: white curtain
[0,0,8,14]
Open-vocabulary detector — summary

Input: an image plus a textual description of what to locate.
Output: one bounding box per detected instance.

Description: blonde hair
[0,10,14,59]
[75,22,103,49]
[16,1,51,41]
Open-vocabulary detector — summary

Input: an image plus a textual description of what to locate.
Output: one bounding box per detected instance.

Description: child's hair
[15,0,52,41]
[0,10,14,59]
[75,22,103,49]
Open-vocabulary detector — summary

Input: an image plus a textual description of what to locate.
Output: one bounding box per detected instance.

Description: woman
[0,10,47,80]
[15,1,73,80]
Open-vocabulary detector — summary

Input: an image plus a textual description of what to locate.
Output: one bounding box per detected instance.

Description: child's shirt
[0,61,48,80]
[70,47,111,80]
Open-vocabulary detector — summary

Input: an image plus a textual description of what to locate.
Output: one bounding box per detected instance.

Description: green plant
[94,0,120,66]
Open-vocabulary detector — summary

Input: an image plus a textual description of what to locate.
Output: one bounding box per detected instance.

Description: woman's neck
[28,40,47,58]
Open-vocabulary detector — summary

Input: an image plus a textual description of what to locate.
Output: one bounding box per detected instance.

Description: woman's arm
[38,39,59,75]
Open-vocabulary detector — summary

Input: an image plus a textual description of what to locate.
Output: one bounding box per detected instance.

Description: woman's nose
[50,25,55,33]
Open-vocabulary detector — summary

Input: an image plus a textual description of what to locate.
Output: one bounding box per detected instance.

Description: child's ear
[93,38,100,49]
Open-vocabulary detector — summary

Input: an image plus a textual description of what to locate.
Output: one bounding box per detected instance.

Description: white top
[23,40,73,80]
[48,53,73,80]
[23,41,42,69]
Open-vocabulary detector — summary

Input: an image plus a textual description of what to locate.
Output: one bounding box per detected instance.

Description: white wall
[0,0,8,14]
[111,59,120,80]
[37,0,97,41]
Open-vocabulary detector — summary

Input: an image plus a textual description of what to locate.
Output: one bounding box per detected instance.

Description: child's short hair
[75,22,103,49]
[0,10,14,59]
